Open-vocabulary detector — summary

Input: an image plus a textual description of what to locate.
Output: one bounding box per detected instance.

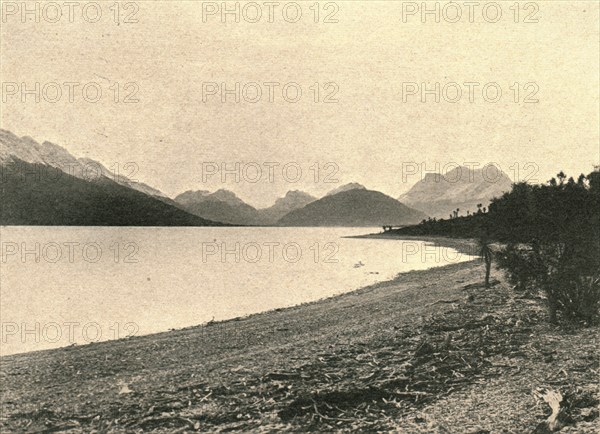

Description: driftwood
[533,388,564,433]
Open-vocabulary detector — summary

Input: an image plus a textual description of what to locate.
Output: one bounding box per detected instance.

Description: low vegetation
[394,169,600,326]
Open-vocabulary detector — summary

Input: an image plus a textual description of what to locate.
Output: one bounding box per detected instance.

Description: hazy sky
[1,1,599,207]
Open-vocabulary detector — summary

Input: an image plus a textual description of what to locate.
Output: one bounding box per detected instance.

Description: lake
[0,227,476,355]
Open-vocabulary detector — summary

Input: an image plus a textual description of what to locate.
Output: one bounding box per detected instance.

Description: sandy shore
[1,236,598,433]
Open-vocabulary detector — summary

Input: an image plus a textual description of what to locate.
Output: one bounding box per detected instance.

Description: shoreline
[346,232,479,256]
[1,235,597,432]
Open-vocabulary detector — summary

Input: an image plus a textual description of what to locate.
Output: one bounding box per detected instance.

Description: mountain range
[172,184,427,227]
[174,189,317,225]
[1,129,514,226]
[0,130,220,226]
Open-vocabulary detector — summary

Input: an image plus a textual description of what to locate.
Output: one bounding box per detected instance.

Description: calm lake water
[0,227,475,355]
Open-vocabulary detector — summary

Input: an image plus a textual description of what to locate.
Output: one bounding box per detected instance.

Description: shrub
[496,244,544,293]
[544,273,600,325]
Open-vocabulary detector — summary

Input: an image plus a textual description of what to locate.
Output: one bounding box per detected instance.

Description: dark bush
[544,274,600,325]
[495,244,544,293]
[395,168,600,325]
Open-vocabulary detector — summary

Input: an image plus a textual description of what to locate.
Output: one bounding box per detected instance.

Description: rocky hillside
[398,166,513,218]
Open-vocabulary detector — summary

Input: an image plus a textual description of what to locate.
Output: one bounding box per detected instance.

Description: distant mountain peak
[257,190,316,224]
[213,188,236,195]
[423,172,444,181]
[399,165,512,218]
[212,188,240,198]
[421,166,483,183]
[0,131,221,226]
[174,188,260,225]
[208,189,249,207]
[285,189,309,196]
[0,128,167,198]
[325,182,366,197]
[174,189,211,205]
[278,188,426,227]
[276,190,315,204]
[1,132,82,169]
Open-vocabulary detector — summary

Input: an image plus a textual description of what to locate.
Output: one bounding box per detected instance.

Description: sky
[1,1,599,208]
